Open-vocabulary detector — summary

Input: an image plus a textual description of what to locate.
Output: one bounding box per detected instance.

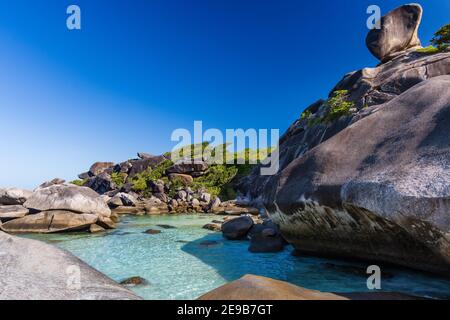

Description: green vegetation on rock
[70,179,88,187]
[111,172,127,188]
[325,90,354,123]
[431,23,450,51]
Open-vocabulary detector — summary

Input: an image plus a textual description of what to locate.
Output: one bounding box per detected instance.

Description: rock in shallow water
[0,211,98,233]
[24,184,111,217]
[120,276,149,287]
[198,275,348,300]
[0,231,141,300]
[221,216,254,240]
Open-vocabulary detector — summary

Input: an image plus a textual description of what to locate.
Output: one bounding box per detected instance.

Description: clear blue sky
[0,0,448,189]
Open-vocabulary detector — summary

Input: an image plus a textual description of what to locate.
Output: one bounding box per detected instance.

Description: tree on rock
[431,23,450,50]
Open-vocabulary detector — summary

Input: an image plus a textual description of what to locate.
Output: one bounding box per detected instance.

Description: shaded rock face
[239,50,450,202]
[127,155,167,179]
[198,275,347,300]
[0,205,29,220]
[366,4,422,62]
[221,216,254,240]
[166,159,208,175]
[262,76,450,275]
[0,231,141,300]
[0,188,32,205]
[1,211,98,233]
[24,184,111,217]
[85,173,116,195]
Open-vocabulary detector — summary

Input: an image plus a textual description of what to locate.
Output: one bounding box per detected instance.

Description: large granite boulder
[198,275,347,300]
[366,4,422,62]
[221,216,254,240]
[0,188,33,205]
[89,162,115,176]
[0,205,29,220]
[0,211,98,233]
[0,231,141,300]
[127,155,167,179]
[262,76,450,275]
[24,184,111,217]
[166,159,208,176]
[38,178,66,190]
[84,173,117,195]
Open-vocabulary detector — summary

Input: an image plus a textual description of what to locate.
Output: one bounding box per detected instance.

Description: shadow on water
[181,233,450,299]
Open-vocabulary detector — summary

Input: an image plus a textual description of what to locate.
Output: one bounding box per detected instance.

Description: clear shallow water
[23,215,450,300]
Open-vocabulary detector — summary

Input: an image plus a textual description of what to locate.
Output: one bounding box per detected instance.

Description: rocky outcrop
[0,188,32,205]
[1,211,98,233]
[0,205,29,220]
[262,76,450,275]
[89,162,115,176]
[24,184,111,217]
[166,159,208,176]
[85,173,116,195]
[38,178,66,189]
[0,231,141,300]
[198,275,348,300]
[221,216,254,240]
[366,4,422,62]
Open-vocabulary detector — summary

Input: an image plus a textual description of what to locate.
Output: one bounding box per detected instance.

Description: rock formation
[0,231,141,300]
[366,4,422,62]
[198,275,348,300]
[239,4,450,275]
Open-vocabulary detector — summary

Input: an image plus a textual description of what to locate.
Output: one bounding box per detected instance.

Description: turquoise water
[23,215,450,300]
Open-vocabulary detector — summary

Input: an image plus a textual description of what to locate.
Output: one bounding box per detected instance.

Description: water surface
[23,215,450,300]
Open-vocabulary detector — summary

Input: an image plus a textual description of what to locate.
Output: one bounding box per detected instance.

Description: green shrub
[131,160,174,193]
[111,172,127,188]
[416,45,441,54]
[431,23,450,51]
[325,90,354,122]
[301,110,312,120]
[70,179,88,186]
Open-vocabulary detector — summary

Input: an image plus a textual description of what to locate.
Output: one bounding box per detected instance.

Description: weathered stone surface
[0,188,33,205]
[110,192,137,207]
[137,152,153,159]
[120,276,149,287]
[97,216,117,229]
[0,231,141,300]
[0,205,29,220]
[222,216,254,240]
[262,76,450,275]
[0,211,98,233]
[203,223,222,232]
[89,162,115,176]
[198,275,347,300]
[366,4,422,62]
[24,184,111,217]
[166,159,208,175]
[89,224,105,233]
[38,178,66,189]
[168,173,193,186]
[127,155,167,178]
[85,173,116,195]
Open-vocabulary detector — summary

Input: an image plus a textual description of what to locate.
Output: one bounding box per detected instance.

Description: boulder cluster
[239,4,450,275]
[0,183,116,234]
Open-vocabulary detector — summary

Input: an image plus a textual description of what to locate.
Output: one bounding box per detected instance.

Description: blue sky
[0,0,448,189]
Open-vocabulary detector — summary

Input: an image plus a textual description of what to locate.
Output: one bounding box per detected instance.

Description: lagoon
[23,215,450,300]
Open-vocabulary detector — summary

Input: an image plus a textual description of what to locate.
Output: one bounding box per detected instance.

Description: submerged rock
[144,229,161,235]
[120,276,149,287]
[0,231,141,300]
[198,275,348,300]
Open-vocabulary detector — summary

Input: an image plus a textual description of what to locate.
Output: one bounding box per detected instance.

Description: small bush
[431,23,450,51]
[416,46,441,54]
[70,179,88,186]
[324,90,354,123]
[111,172,127,188]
